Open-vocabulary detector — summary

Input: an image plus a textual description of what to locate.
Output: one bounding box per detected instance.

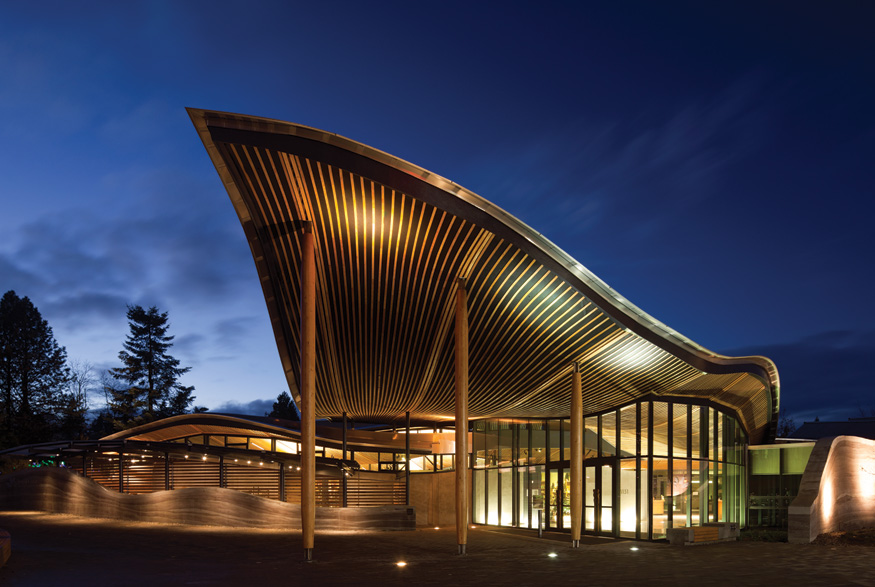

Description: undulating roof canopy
[189,109,780,444]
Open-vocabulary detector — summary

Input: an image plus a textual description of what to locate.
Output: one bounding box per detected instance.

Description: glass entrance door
[584,460,615,535]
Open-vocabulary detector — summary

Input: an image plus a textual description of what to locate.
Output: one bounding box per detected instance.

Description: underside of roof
[189,109,780,444]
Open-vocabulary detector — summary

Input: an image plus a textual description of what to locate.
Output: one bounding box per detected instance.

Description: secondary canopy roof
[189,109,779,444]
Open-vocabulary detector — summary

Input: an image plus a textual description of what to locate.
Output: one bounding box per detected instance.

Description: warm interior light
[202,455,207,461]
[184,455,188,459]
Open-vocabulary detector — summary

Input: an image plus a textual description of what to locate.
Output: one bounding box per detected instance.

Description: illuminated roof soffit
[188,109,780,444]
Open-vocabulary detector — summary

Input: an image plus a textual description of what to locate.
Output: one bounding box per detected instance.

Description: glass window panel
[487,469,499,525]
[619,405,637,457]
[187,435,205,446]
[548,420,562,462]
[717,411,724,461]
[408,455,432,472]
[275,440,299,454]
[474,470,486,524]
[651,458,670,538]
[207,435,224,447]
[584,465,596,531]
[672,459,690,528]
[561,419,571,461]
[531,422,547,464]
[691,460,705,526]
[709,407,717,461]
[354,451,378,471]
[517,423,529,466]
[249,437,272,451]
[782,445,814,475]
[601,412,616,457]
[639,459,650,536]
[500,468,513,526]
[600,464,613,531]
[672,404,688,459]
[226,436,247,447]
[619,459,637,537]
[584,417,598,459]
[640,402,650,457]
[485,423,499,467]
[690,406,701,459]
[518,468,530,528]
[324,447,343,459]
[474,421,487,468]
[751,448,781,475]
[498,424,513,466]
[652,402,669,457]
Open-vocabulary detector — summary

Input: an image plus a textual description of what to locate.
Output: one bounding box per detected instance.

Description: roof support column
[301,225,317,562]
[570,362,583,547]
[454,278,469,555]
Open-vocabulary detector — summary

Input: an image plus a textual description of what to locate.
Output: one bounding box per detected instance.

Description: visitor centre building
[4,109,807,555]
[188,109,778,553]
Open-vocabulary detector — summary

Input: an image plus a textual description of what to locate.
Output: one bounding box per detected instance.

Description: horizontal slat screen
[225,463,280,500]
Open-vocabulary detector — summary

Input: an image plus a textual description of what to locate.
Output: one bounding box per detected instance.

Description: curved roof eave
[188,108,780,444]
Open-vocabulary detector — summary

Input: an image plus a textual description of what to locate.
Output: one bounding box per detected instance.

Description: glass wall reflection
[471,399,747,539]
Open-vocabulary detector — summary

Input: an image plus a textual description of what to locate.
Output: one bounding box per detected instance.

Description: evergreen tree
[268,390,299,421]
[109,305,194,427]
[0,290,70,446]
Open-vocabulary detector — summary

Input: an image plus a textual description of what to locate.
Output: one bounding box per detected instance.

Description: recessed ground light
[434,527,439,530]
[548,552,558,558]
[259,462,263,466]
[396,561,407,567]
[630,546,639,551]
[184,455,188,459]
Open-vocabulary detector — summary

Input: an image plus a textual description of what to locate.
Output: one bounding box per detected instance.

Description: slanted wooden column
[301,225,317,562]
[454,277,469,555]
[570,361,583,547]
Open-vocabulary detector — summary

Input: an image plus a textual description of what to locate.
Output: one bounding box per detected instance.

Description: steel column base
[304,548,314,562]
[457,544,466,555]
[572,539,580,548]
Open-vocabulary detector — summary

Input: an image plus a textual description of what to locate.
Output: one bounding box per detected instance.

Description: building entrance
[585,459,615,536]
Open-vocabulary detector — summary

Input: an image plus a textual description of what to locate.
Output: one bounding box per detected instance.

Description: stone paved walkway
[1,511,874,586]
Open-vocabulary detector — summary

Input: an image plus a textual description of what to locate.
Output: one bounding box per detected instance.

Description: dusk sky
[2,2,873,423]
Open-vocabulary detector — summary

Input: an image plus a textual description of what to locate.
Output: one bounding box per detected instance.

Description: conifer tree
[109,305,194,426]
[0,290,70,446]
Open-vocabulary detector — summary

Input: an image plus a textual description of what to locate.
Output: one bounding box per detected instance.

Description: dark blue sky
[2,1,873,422]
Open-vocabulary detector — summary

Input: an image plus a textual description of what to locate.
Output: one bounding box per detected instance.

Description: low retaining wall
[789,435,875,543]
[0,467,414,531]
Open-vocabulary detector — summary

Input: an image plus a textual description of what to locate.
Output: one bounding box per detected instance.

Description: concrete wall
[0,467,414,530]
[409,470,471,528]
[789,435,875,543]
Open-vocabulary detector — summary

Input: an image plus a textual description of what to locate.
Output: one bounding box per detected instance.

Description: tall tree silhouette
[0,290,70,446]
[110,305,194,426]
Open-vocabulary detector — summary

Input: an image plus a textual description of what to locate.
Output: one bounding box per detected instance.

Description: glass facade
[748,442,815,527]
[472,399,747,539]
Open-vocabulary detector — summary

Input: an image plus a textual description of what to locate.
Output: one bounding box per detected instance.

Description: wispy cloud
[724,330,875,423]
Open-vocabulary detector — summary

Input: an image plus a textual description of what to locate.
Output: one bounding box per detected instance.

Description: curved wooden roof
[189,109,780,444]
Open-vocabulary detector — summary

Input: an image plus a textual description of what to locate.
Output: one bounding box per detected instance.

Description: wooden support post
[301,225,317,562]
[455,278,469,555]
[570,362,583,547]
